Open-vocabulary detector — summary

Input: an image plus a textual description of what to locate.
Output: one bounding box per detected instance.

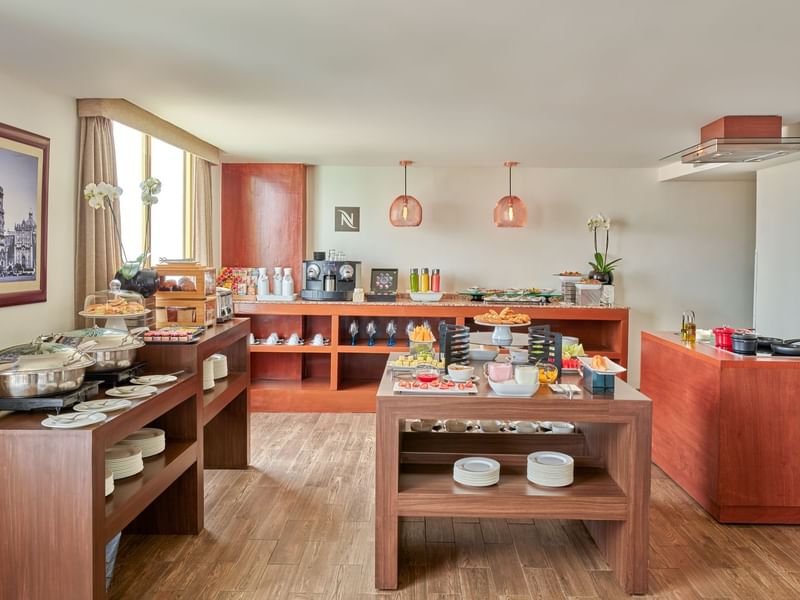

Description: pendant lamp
[389,160,423,227]
[494,161,527,227]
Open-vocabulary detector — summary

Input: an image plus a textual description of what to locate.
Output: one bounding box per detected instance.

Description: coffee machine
[300,252,361,301]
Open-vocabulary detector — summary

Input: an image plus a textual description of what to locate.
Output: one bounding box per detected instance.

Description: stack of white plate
[104,469,114,496]
[208,354,228,379]
[527,451,574,487]
[453,457,500,487]
[202,358,215,390]
[105,445,144,480]
[118,428,166,458]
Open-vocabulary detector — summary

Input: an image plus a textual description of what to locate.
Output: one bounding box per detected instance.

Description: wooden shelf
[203,371,248,425]
[397,464,626,520]
[249,344,332,353]
[104,441,197,541]
[338,344,438,354]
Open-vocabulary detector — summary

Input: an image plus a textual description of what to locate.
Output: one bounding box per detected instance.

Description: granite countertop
[234,297,628,309]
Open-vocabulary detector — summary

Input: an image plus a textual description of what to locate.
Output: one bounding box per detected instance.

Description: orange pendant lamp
[494,161,527,227]
[389,160,423,227]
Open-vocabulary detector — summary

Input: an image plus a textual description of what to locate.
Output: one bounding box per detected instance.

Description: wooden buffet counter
[0,319,250,599]
[374,354,652,594]
[235,299,629,412]
[641,330,800,524]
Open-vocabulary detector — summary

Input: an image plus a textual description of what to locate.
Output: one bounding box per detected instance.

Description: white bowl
[409,291,444,302]
[488,378,540,397]
[469,344,499,361]
[447,364,475,382]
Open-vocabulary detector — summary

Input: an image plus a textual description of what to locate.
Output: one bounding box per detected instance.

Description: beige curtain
[192,156,214,266]
[75,117,121,322]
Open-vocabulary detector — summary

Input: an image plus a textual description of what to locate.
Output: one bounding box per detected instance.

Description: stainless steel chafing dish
[0,339,96,398]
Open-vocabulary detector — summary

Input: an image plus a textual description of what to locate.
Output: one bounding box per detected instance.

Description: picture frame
[370,268,398,294]
[0,122,49,307]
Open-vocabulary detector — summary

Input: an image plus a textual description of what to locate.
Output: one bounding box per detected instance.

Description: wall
[308,166,756,385]
[754,160,800,337]
[0,70,77,345]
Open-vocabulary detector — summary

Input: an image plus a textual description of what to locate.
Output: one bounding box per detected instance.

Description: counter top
[642,330,800,369]
[236,299,628,310]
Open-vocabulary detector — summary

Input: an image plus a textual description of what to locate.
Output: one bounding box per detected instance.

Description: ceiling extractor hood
[661,115,800,165]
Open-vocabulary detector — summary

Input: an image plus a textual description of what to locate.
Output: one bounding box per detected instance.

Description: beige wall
[754,160,800,338]
[0,71,77,345]
[308,166,756,385]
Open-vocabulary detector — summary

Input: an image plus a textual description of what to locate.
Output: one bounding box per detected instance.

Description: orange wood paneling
[221,163,306,274]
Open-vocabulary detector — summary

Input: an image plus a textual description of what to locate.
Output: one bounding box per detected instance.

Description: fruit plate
[577,356,626,375]
[393,381,478,394]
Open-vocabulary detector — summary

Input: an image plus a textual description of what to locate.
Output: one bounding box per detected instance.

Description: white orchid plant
[83,177,162,279]
[586,213,621,275]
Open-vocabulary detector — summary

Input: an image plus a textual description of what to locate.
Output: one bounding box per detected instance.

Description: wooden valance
[77,98,221,164]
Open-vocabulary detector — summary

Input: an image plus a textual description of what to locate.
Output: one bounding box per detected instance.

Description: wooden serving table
[0,319,251,599]
[374,354,652,595]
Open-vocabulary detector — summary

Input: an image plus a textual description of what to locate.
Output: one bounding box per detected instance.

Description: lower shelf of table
[104,440,197,540]
[396,464,627,520]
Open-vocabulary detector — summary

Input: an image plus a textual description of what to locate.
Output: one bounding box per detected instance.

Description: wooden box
[155,295,217,328]
[700,115,782,142]
[155,264,216,299]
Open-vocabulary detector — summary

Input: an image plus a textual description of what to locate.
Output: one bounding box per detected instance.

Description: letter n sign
[335,207,360,232]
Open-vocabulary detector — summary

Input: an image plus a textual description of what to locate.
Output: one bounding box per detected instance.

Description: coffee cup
[514,365,539,385]
[509,347,529,364]
[287,333,300,345]
[514,421,538,433]
[484,361,513,382]
[312,333,324,346]
[447,364,474,382]
[266,332,279,345]
[479,419,502,433]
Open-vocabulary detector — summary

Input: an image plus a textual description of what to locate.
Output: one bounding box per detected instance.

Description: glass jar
[431,268,440,292]
[409,268,419,292]
[420,268,430,292]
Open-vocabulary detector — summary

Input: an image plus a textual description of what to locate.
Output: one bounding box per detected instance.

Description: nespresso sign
[335,206,360,232]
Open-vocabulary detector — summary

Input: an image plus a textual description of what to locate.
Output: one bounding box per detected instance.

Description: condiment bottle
[409,268,419,292]
[281,267,294,297]
[420,267,430,292]
[431,268,440,292]
[257,267,269,296]
[273,267,282,296]
[681,310,696,342]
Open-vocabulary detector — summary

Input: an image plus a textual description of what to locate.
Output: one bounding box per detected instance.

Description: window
[112,121,193,262]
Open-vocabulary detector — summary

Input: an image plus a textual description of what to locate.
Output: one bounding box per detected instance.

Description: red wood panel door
[221,163,307,273]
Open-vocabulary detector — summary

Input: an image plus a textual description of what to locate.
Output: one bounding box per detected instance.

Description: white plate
[577,356,627,375]
[106,385,158,397]
[73,399,132,413]
[129,375,177,385]
[120,427,165,442]
[454,457,500,474]
[488,379,539,397]
[105,445,142,461]
[528,451,574,467]
[41,412,107,429]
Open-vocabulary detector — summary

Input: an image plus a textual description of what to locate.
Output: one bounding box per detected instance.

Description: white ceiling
[1,0,800,166]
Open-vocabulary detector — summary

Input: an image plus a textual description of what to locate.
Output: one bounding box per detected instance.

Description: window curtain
[192,156,214,266]
[75,117,121,323]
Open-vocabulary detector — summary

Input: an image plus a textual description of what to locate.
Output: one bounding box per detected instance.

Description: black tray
[0,381,100,413]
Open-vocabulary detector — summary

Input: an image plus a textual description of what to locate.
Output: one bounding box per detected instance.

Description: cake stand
[473,319,531,346]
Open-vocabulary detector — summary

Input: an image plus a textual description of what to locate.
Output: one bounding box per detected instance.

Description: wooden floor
[111,413,800,599]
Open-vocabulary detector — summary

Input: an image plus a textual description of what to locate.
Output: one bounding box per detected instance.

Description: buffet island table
[374,353,651,595]
[0,319,250,599]
[235,299,629,412]
[641,331,800,524]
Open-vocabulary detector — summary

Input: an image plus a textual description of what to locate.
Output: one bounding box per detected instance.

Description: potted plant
[587,213,621,284]
[83,177,161,297]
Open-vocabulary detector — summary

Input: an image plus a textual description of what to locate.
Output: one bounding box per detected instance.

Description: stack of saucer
[105,445,144,480]
[208,354,228,379]
[202,358,215,390]
[118,428,166,458]
[453,457,500,487]
[104,469,114,497]
[527,451,574,487]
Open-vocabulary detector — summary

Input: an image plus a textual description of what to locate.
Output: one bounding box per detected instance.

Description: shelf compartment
[338,344,430,354]
[251,377,374,412]
[249,344,332,353]
[397,463,626,520]
[104,440,197,540]
[203,371,248,425]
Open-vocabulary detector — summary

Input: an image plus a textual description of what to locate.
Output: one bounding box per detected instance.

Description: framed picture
[0,122,49,307]
[370,268,398,294]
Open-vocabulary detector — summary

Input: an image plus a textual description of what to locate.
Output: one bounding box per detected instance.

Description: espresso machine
[300,252,361,301]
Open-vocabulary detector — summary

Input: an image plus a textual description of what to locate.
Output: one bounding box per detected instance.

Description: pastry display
[84,298,146,315]
[474,307,531,325]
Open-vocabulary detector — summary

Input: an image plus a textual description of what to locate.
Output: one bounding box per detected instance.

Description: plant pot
[114,268,158,298]
[588,270,613,285]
